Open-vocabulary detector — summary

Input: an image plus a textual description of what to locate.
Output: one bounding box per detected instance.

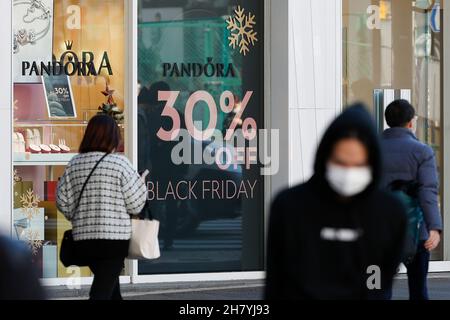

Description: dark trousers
[76,240,129,301]
[88,259,124,300]
[383,241,430,300]
[406,241,430,300]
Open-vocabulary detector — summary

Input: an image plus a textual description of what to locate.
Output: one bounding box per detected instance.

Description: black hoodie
[265,105,407,300]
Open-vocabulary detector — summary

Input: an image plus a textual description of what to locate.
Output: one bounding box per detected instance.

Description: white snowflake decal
[20,189,41,220]
[226,6,258,56]
[23,229,43,256]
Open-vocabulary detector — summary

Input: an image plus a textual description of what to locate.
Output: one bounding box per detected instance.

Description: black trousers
[383,241,430,300]
[88,259,124,300]
[76,239,129,300]
[406,241,430,300]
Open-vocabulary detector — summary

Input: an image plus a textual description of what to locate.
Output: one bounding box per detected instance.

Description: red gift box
[44,181,57,202]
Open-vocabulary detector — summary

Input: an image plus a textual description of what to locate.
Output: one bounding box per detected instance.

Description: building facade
[0,0,449,285]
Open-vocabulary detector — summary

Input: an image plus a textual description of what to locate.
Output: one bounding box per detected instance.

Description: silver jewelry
[13,0,52,54]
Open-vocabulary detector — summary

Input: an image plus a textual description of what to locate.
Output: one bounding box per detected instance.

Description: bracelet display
[29,144,42,153]
[39,144,51,154]
[49,144,61,153]
[15,130,72,154]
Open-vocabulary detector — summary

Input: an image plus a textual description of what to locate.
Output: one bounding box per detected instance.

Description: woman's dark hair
[385,99,415,128]
[79,114,121,154]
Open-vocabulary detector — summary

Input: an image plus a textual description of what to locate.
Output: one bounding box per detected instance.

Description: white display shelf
[14,120,124,129]
[14,123,88,128]
[13,153,78,166]
[14,120,89,128]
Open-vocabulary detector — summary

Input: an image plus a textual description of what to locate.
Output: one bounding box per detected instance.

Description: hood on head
[313,103,382,192]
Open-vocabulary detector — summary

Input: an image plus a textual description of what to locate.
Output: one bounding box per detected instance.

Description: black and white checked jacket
[56,152,147,241]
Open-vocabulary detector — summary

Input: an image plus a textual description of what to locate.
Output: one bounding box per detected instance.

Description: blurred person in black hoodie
[0,235,45,300]
[265,105,407,300]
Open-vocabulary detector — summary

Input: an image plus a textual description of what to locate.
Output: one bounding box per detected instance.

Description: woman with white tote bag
[128,169,161,260]
[57,115,148,300]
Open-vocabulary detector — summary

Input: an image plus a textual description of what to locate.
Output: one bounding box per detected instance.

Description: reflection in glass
[343,0,444,259]
[138,0,265,274]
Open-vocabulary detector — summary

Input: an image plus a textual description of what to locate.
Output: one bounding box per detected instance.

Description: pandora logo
[22,40,113,77]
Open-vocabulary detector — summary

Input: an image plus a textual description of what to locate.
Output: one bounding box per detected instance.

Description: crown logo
[64,40,73,50]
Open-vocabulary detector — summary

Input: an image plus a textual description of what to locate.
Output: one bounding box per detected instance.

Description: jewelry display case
[13,117,92,278]
[13,120,86,166]
[13,113,125,279]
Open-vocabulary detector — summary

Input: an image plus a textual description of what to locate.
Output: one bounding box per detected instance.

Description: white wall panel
[290,0,315,109]
[0,0,12,111]
[288,17,299,111]
[298,109,318,180]
[288,0,342,185]
[0,1,12,235]
[311,0,335,109]
[316,108,337,140]
[289,109,304,186]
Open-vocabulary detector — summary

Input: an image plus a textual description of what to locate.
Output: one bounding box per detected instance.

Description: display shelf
[14,120,89,128]
[14,121,124,129]
[13,153,78,166]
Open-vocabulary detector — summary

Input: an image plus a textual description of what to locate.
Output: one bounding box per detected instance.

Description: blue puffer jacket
[380,127,443,240]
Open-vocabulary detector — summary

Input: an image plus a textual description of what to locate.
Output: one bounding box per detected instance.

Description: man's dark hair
[385,99,416,128]
[79,114,121,153]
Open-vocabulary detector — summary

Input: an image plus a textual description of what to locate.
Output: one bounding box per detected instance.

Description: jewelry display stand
[13,120,86,170]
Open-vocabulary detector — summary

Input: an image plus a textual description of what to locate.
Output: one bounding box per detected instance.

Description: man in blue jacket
[381,99,443,300]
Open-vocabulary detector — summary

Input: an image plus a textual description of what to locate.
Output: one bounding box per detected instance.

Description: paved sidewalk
[46,273,450,300]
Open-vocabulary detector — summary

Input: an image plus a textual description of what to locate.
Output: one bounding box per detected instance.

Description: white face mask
[325,163,372,197]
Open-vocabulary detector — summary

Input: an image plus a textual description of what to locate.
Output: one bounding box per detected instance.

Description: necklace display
[13,0,52,54]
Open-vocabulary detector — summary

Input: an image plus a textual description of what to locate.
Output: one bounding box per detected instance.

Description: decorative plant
[98,85,124,124]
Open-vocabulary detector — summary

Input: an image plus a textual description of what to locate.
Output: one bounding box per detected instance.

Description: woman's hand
[140,169,150,182]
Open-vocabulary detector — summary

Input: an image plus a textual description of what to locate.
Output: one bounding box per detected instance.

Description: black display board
[42,74,77,118]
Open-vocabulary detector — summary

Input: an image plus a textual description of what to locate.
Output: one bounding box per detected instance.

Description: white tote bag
[128,218,161,260]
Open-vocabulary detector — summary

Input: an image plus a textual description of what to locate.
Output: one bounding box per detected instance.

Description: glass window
[343,0,444,260]
[137,0,265,274]
[13,0,127,278]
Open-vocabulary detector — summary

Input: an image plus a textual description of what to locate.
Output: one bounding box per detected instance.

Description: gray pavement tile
[45,275,450,300]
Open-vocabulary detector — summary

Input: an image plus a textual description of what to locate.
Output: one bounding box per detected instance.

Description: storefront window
[343,0,444,259]
[12,0,126,278]
[137,0,265,274]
